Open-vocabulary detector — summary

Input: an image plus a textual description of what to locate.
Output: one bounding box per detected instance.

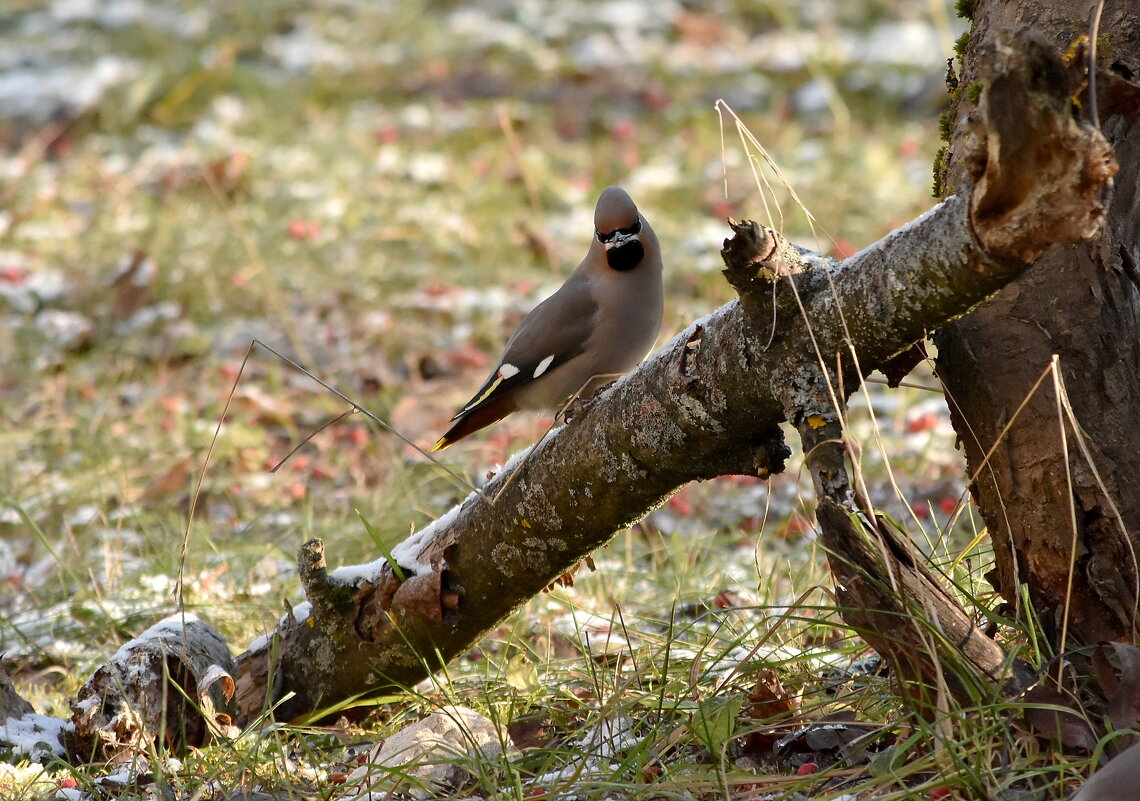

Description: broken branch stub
[966,29,1118,264]
[720,219,810,321]
[818,499,1030,706]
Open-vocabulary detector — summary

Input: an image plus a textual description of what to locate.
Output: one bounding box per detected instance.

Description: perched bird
[433,186,664,450]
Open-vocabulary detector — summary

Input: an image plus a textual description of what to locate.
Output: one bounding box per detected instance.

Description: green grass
[0,0,1104,798]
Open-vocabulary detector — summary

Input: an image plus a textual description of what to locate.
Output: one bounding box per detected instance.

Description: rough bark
[935,2,1140,645]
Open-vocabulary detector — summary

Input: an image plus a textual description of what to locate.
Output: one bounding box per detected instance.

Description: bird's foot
[560,393,598,424]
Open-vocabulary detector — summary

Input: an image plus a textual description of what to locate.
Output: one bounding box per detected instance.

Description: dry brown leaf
[1022,685,1098,752]
[108,250,155,319]
[673,11,727,46]
[142,456,195,501]
[507,715,554,750]
[741,668,802,760]
[747,668,799,722]
[1092,642,1140,736]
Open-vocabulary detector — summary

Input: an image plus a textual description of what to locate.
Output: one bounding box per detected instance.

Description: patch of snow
[292,601,311,625]
[854,20,950,68]
[0,266,67,313]
[246,630,273,656]
[389,501,466,576]
[534,715,640,786]
[34,309,93,351]
[0,56,139,124]
[46,0,209,33]
[112,301,182,336]
[628,162,682,193]
[66,505,100,527]
[330,556,387,586]
[0,713,70,758]
[265,24,356,74]
[247,600,311,654]
[110,612,200,664]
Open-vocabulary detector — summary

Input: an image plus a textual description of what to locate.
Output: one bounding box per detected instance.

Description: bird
[433,186,664,451]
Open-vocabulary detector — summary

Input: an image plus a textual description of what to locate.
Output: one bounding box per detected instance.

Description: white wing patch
[532,355,555,378]
[498,363,520,378]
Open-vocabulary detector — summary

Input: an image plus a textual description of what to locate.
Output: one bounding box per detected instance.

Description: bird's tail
[432,395,519,451]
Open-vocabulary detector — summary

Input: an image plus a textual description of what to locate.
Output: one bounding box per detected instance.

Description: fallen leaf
[142,457,195,501]
[673,10,727,46]
[690,695,741,752]
[1022,685,1097,752]
[108,250,155,319]
[507,715,554,750]
[747,668,799,722]
[1092,641,1140,737]
[774,712,879,763]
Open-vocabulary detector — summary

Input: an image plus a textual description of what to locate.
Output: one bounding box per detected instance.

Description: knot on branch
[966,28,1118,265]
[298,538,379,622]
[720,219,812,321]
[750,427,792,478]
[700,426,790,481]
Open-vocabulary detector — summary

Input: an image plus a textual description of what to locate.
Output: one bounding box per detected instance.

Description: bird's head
[594,186,646,271]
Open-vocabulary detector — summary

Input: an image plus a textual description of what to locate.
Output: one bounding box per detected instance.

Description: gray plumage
[434,186,664,449]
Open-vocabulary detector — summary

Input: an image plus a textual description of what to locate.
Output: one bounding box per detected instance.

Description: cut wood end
[392,570,446,623]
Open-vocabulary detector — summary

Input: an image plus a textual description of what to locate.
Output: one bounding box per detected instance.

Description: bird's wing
[451,273,598,420]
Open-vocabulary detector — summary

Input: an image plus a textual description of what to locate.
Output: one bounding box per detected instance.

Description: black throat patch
[606,240,644,272]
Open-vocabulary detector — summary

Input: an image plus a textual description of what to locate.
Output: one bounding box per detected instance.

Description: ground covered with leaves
[0,1,1094,799]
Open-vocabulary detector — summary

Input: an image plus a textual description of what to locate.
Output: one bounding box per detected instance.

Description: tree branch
[233,28,1116,724]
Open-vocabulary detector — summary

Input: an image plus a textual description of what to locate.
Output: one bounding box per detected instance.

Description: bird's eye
[596,217,642,243]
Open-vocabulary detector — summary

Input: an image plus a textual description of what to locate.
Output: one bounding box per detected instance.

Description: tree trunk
[935,1,1140,646]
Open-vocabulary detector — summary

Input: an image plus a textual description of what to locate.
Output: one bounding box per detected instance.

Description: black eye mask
[595,216,642,244]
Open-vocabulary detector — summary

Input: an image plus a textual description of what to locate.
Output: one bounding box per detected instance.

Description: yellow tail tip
[431,437,450,452]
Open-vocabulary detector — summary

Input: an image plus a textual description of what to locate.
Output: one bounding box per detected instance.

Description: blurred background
[0,0,969,710]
